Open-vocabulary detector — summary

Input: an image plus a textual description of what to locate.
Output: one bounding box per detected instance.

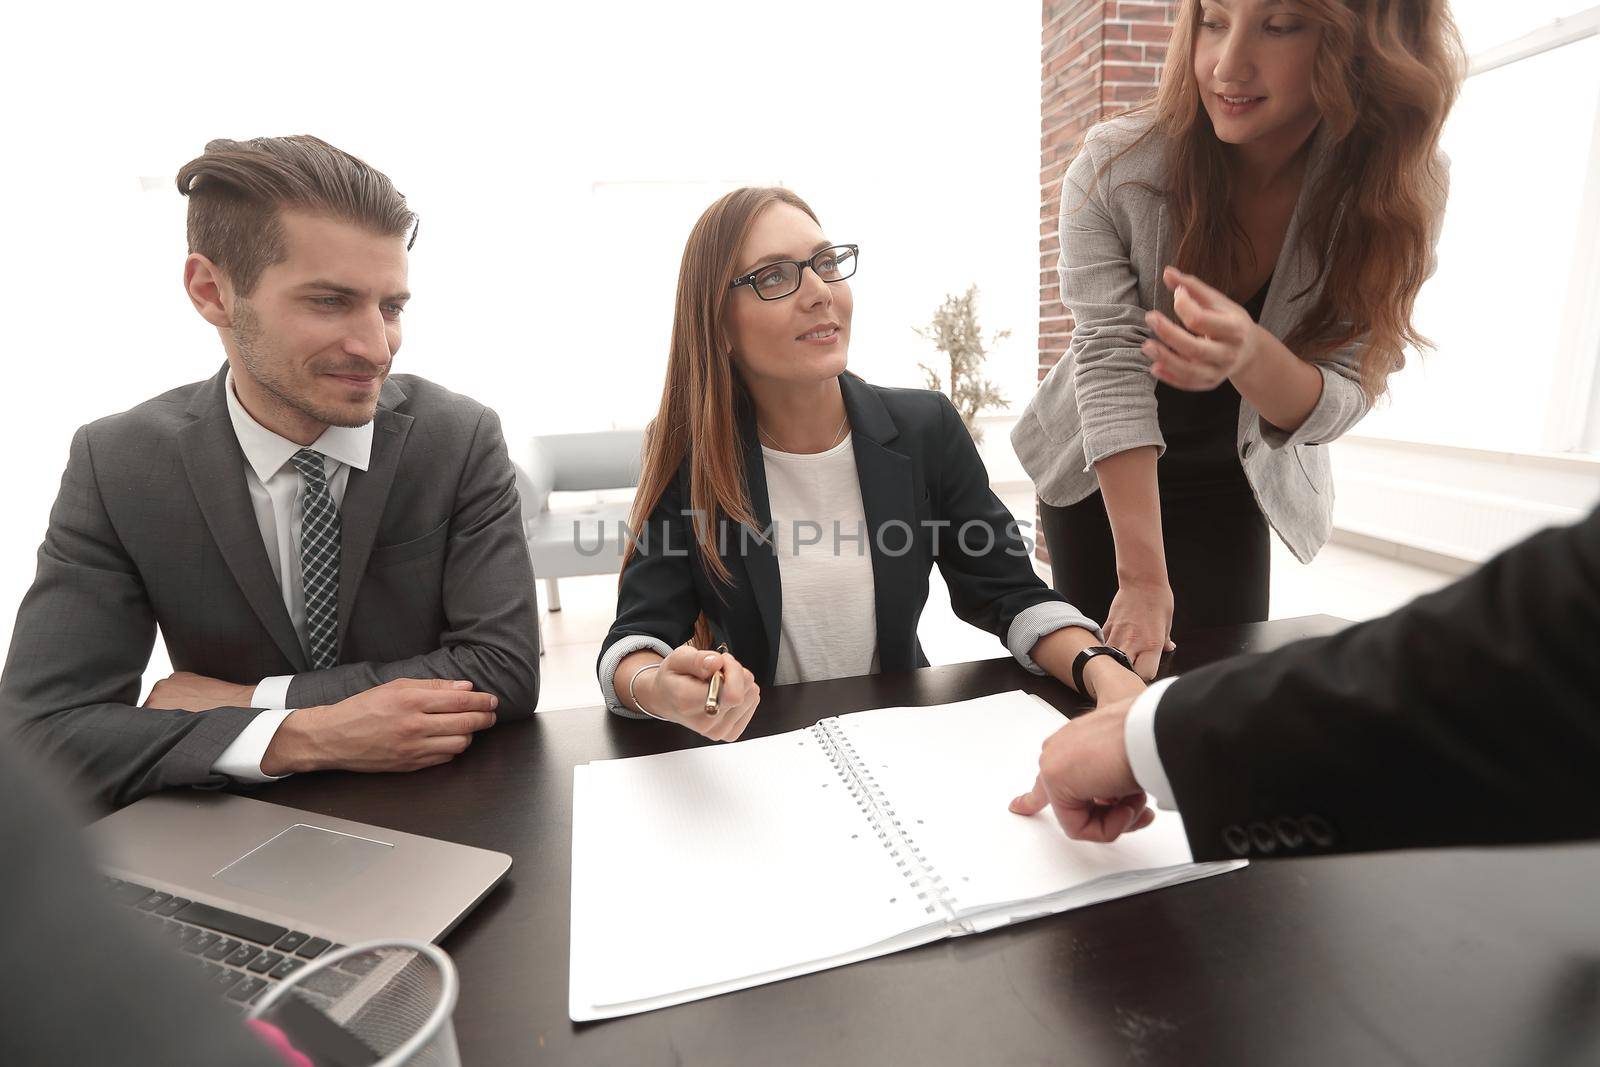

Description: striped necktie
[291,448,341,670]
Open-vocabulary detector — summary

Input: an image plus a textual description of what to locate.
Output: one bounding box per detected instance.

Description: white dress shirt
[1124,676,1180,810]
[210,372,373,781]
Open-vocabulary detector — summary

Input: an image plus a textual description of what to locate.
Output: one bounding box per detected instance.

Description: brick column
[1036,0,1177,566]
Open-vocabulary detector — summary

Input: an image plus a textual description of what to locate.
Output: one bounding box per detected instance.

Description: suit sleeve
[0,427,261,807]
[1258,155,1451,450]
[282,407,542,716]
[1253,339,1370,450]
[928,393,1098,657]
[1061,134,1166,470]
[1156,504,1600,860]
[595,469,702,714]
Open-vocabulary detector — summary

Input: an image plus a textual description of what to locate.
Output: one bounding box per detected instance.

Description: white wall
[0,1,1042,653]
[1361,31,1600,454]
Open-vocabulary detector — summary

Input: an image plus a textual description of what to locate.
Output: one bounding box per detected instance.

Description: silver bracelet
[628,663,665,719]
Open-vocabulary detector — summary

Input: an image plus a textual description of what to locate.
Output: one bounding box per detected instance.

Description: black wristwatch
[1071,645,1136,699]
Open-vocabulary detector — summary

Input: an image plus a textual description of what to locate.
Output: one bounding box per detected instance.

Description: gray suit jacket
[1013,113,1443,563]
[1,365,540,807]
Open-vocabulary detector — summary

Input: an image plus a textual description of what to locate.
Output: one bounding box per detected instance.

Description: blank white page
[570,726,942,1016]
[833,692,1228,919]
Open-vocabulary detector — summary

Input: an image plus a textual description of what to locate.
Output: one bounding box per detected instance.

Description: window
[1360,6,1600,455]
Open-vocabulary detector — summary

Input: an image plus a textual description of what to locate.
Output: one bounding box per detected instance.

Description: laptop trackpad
[215,823,393,901]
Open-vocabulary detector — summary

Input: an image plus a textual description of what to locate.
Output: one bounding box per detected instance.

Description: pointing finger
[1010,775,1049,816]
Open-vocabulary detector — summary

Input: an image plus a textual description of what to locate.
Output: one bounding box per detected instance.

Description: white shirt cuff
[1125,676,1180,811]
[212,707,296,782]
[252,675,295,711]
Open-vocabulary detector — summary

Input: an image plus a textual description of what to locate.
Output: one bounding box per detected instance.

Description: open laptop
[86,792,510,1009]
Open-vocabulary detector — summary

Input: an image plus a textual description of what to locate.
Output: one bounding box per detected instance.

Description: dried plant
[916,285,1008,442]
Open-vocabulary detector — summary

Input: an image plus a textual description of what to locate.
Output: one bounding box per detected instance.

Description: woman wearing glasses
[597,187,1144,740]
[1012,0,1461,678]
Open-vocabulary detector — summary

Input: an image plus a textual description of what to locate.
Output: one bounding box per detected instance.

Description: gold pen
[704,643,729,715]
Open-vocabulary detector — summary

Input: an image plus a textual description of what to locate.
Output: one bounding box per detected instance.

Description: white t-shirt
[761,435,880,686]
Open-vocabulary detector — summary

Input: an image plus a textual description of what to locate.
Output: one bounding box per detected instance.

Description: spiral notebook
[569,690,1245,1020]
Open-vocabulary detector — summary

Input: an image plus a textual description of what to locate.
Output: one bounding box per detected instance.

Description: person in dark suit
[598,187,1147,741]
[0,734,285,1066]
[1010,503,1600,859]
[0,135,538,808]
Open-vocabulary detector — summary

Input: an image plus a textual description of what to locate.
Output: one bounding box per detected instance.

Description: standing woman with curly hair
[1013,0,1464,678]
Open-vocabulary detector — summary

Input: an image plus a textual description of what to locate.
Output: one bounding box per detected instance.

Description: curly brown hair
[1099,0,1465,398]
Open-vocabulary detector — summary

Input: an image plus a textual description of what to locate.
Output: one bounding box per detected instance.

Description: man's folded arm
[1155,506,1600,860]
[1,426,262,808]
[281,407,542,716]
[211,706,295,783]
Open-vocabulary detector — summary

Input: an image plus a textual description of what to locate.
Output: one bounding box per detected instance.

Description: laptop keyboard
[104,878,372,1010]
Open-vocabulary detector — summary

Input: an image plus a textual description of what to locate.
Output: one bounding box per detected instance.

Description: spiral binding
[809,718,960,921]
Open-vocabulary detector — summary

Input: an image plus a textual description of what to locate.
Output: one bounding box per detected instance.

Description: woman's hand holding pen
[1142,266,1266,391]
[637,645,761,742]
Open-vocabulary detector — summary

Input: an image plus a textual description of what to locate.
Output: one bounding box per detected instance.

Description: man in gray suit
[0,135,540,807]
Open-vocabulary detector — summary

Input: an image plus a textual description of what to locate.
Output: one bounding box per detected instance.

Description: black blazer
[601,373,1070,688]
[1156,503,1600,861]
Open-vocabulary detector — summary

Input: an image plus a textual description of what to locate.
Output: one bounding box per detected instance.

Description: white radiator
[1331,437,1600,564]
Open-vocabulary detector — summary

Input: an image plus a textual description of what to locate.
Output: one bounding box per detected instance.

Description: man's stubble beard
[232,300,382,429]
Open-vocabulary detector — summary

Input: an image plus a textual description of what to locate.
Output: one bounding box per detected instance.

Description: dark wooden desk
[260,616,1600,1065]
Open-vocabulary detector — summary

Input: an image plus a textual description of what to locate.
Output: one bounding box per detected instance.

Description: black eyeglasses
[729,244,859,301]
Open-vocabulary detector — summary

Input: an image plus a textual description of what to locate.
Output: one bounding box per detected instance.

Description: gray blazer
[0,365,540,807]
[1013,113,1440,563]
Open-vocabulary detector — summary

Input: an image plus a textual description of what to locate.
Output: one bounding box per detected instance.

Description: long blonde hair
[623,187,819,599]
[1105,0,1464,397]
